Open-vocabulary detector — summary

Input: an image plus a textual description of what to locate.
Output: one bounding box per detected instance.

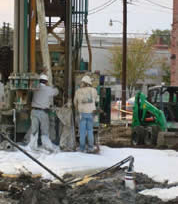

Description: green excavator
[131,85,178,148]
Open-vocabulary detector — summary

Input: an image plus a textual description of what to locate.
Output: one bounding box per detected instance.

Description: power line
[88,0,172,16]
[131,1,172,14]
[88,0,118,15]
[88,0,135,16]
[143,0,172,10]
[89,0,117,12]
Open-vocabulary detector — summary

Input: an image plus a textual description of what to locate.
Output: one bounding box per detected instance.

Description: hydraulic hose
[67,155,134,185]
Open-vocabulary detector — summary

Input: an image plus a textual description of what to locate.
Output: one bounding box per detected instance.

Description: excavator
[131,85,178,148]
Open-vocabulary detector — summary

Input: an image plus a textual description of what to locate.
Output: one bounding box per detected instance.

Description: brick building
[171,0,178,85]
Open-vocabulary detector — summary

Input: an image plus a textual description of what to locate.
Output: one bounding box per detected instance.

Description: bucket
[124,170,136,190]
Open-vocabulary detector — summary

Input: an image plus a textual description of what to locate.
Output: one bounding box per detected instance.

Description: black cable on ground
[67,155,134,185]
[0,132,67,185]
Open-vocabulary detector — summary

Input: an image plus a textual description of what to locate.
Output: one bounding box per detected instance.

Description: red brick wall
[171,0,178,85]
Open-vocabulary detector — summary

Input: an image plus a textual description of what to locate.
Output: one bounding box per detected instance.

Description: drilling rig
[0,0,97,148]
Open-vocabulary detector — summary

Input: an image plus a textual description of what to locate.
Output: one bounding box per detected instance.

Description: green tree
[148,29,171,46]
[109,38,157,97]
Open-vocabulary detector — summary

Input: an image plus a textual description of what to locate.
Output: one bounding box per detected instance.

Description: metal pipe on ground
[0,132,67,185]
[67,156,134,185]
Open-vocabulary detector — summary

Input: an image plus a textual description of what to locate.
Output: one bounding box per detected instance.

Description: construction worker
[74,75,98,153]
[28,74,59,152]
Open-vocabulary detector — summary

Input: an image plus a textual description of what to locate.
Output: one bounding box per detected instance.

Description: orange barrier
[119,109,133,115]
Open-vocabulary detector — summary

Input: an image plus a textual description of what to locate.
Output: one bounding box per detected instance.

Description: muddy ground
[0,168,178,204]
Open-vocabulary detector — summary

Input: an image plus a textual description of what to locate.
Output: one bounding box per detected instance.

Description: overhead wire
[131,1,172,14]
[88,0,118,15]
[88,0,172,16]
[143,0,172,10]
[88,0,138,15]
[89,0,117,12]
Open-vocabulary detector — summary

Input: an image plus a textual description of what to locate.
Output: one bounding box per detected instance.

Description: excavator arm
[132,92,167,131]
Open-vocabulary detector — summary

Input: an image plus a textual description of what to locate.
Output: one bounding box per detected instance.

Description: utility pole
[121,0,127,119]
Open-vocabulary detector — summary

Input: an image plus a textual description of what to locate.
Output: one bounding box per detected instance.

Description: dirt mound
[99,125,131,147]
[18,170,135,204]
[0,171,178,204]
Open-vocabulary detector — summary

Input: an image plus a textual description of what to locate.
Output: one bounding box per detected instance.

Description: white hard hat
[40,74,48,81]
[81,75,92,85]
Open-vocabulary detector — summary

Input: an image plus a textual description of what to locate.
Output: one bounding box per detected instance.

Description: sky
[88,0,173,34]
[0,0,173,34]
[0,145,178,201]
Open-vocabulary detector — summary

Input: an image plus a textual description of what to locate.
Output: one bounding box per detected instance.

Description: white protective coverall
[28,83,58,152]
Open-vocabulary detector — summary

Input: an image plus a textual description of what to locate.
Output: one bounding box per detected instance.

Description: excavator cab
[132,86,178,147]
[148,86,178,123]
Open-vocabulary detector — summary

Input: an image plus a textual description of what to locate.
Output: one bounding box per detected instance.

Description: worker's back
[32,83,58,109]
[74,86,97,113]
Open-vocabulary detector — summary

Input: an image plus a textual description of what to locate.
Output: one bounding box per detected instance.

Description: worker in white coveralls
[74,75,98,153]
[28,74,59,152]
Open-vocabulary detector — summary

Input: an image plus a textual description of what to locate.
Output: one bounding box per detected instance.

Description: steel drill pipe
[0,132,67,185]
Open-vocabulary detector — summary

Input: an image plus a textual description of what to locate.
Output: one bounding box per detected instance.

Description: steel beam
[19,0,25,74]
[24,0,28,73]
[13,0,20,73]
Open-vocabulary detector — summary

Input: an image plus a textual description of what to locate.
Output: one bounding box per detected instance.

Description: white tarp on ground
[0,146,178,201]
[140,187,178,202]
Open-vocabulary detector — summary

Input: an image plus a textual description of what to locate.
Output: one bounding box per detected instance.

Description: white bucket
[124,170,136,190]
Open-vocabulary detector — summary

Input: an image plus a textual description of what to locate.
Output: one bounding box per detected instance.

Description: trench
[0,168,178,204]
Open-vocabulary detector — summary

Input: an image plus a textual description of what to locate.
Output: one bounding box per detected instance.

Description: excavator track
[157,131,178,148]
[99,125,178,150]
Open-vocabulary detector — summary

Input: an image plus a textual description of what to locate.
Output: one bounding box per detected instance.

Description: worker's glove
[67,99,72,108]
[93,109,104,115]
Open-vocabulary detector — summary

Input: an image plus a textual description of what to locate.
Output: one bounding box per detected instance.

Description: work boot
[87,146,98,154]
